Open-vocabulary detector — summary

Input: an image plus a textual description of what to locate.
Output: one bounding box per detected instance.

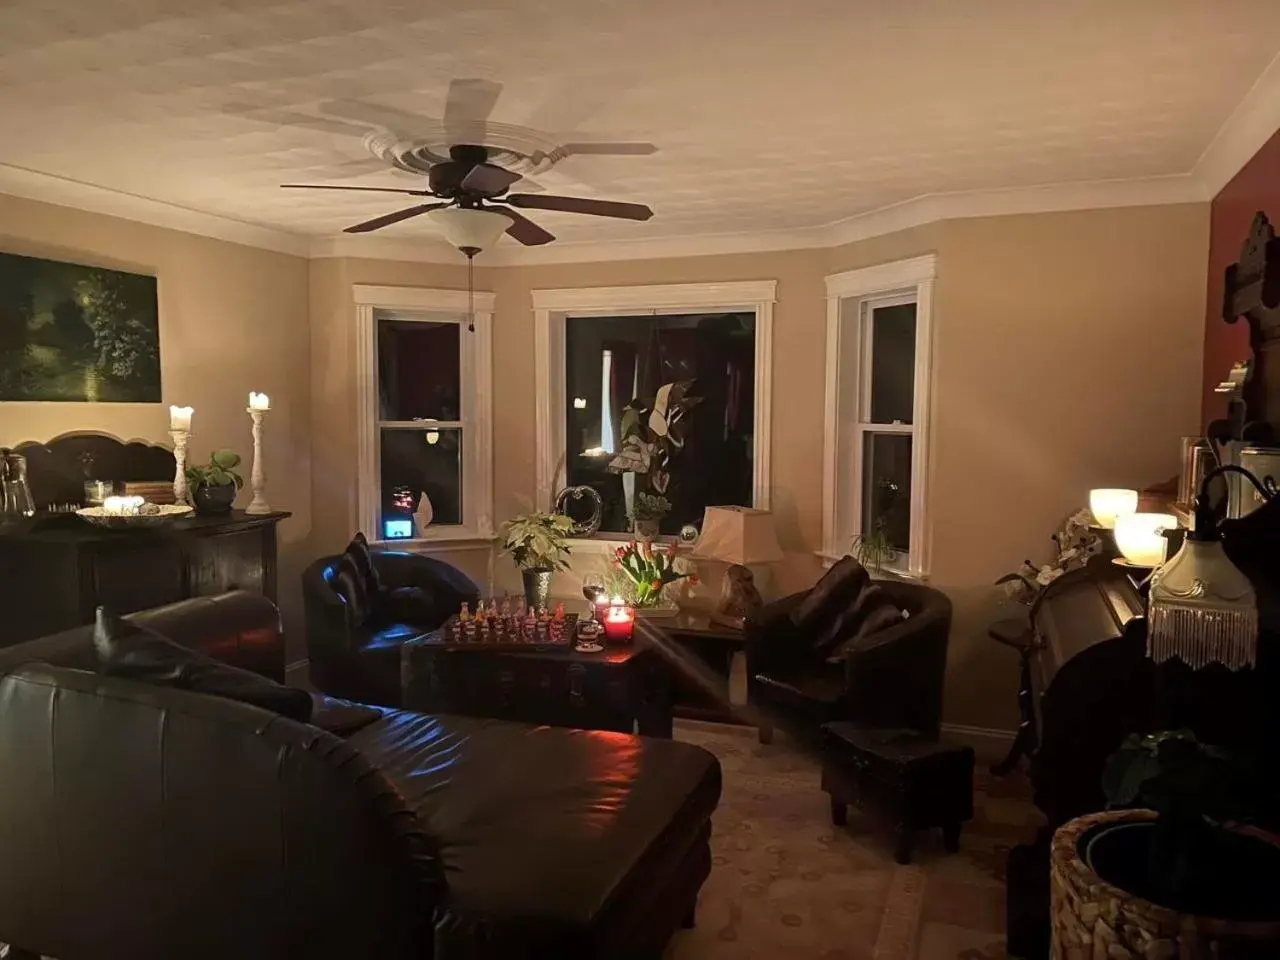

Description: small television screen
[383,518,414,540]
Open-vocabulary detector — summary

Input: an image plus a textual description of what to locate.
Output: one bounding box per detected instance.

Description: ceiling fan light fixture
[428,206,509,253]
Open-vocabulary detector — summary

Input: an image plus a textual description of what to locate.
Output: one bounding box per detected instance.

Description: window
[533,281,776,545]
[822,257,936,576]
[354,285,493,544]
[563,311,757,535]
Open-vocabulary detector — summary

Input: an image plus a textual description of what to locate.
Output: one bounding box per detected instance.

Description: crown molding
[0,165,1223,269]
[1193,49,1280,197]
[0,163,311,257]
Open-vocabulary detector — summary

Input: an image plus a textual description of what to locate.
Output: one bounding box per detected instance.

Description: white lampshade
[690,506,784,565]
[428,206,510,251]
[1113,512,1177,567]
[1089,488,1138,529]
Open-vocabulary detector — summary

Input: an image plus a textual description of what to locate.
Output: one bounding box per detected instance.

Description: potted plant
[607,380,702,518]
[629,492,671,540]
[850,520,897,576]
[607,539,697,615]
[501,511,575,609]
[1050,730,1280,956]
[185,449,244,515]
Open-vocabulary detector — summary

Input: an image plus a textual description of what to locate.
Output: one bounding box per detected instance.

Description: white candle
[169,405,193,431]
[248,392,270,411]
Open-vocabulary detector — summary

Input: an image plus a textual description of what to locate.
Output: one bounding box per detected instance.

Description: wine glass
[581,573,607,620]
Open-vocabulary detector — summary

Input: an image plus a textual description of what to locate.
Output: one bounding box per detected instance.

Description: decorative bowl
[76,504,194,529]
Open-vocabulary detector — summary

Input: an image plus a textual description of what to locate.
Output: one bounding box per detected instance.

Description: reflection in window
[564,312,756,536]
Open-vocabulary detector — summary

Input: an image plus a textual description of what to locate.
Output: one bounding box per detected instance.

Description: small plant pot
[192,482,237,516]
[522,567,554,611]
[633,519,660,540]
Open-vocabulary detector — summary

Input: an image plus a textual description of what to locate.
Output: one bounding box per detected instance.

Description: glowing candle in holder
[1114,512,1177,568]
[602,598,635,644]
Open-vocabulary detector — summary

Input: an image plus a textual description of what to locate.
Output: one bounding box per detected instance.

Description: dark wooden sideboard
[0,510,290,648]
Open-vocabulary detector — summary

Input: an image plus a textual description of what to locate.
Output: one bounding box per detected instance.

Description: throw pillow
[827,603,909,662]
[331,552,371,627]
[93,607,313,723]
[344,531,384,598]
[791,555,870,638]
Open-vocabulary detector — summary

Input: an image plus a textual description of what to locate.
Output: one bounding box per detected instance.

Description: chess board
[423,612,581,651]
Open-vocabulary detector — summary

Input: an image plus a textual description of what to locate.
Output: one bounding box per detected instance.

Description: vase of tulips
[610,539,697,616]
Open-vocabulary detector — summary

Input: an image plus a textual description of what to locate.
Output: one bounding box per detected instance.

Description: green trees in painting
[0,252,160,402]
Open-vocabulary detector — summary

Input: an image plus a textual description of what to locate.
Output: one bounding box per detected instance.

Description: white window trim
[533,280,776,552]
[821,255,937,578]
[353,284,495,546]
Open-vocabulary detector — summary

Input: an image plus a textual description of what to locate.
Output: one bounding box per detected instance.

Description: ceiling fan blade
[281,183,434,196]
[461,163,522,195]
[559,141,658,157]
[344,202,447,234]
[443,77,503,140]
[497,208,555,246]
[505,194,653,221]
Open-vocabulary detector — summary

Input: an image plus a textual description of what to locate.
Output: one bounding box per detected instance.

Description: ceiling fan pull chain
[468,255,475,333]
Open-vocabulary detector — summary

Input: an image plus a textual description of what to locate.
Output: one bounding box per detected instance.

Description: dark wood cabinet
[0,511,289,648]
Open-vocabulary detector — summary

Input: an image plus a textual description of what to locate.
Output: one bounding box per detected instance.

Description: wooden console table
[0,510,290,648]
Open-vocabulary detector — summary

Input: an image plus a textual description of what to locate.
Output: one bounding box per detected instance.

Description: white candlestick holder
[246,407,271,515]
[169,428,190,505]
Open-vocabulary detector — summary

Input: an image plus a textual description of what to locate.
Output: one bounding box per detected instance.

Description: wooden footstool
[821,722,975,864]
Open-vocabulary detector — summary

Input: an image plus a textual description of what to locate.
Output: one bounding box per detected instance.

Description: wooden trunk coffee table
[402,626,674,738]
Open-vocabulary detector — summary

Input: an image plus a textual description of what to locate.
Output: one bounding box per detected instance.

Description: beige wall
[929,205,1208,727]
[306,204,1208,731]
[2,193,1208,726]
[0,193,312,644]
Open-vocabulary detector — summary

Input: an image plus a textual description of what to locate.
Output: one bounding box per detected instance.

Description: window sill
[375,533,496,552]
[814,549,930,582]
[565,533,681,554]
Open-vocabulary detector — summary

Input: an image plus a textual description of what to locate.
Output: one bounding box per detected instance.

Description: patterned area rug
[667,722,1042,960]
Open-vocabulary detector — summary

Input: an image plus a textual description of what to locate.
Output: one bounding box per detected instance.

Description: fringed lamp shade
[1148,539,1259,670]
[1147,465,1271,672]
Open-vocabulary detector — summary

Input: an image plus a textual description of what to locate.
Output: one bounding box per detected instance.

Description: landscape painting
[0,251,160,402]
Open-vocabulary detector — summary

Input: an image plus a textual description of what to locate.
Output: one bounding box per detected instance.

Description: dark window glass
[862,433,912,554]
[564,312,756,536]
[377,318,460,421]
[868,302,916,424]
[379,427,462,536]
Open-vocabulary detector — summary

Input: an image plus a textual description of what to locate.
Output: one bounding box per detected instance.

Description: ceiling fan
[281,143,653,246]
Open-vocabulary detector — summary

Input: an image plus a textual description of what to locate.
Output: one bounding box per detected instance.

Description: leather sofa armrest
[745,592,811,676]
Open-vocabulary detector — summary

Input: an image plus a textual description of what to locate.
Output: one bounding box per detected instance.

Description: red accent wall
[1203,128,1280,426]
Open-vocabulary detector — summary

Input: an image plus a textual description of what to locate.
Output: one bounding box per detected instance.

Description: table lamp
[690,506,784,627]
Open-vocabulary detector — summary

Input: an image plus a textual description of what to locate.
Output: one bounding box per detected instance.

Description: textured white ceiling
[1,0,1279,246]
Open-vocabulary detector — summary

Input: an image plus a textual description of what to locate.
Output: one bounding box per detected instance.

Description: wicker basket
[1051,809,1280,959]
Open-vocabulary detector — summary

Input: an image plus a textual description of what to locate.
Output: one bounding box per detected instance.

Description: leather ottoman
[348,710,721,959]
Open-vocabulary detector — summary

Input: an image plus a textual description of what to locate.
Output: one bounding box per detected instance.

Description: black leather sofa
[303,550,481,707]
[0,592,721,960]
[746,580,952,744]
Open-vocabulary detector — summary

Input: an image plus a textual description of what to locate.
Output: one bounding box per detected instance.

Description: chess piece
[459,601,471,622]
[554,602,566,621]
[451,619,462,641]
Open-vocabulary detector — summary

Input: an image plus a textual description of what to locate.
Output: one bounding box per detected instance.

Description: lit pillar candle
[248,392,270,411]
[602,598,635,643]
[1089,488,1138,530]
[1114,513,1177,567]
[169,405,193,431]
[102,495,144,517]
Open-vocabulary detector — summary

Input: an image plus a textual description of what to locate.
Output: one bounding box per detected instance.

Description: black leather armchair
[746,580,952,745]
[303,550,480,707]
